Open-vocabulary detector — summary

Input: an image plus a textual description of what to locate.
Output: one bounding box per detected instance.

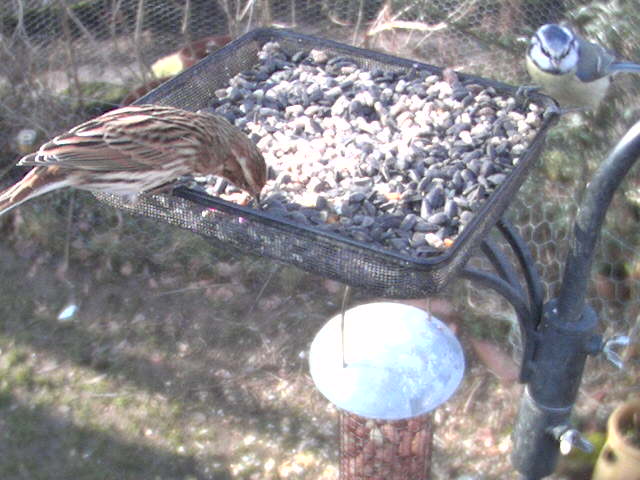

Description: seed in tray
[202,42,544,257]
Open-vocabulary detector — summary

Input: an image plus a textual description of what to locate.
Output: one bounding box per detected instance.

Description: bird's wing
[575,37,617,82]
[18,107,199,172]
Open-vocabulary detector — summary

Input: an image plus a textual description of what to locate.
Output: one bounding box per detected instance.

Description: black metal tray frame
[96,28,559,297]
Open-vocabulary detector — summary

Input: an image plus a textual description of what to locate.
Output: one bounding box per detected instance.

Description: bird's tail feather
[0,167,67,216]
[611,62,640,74]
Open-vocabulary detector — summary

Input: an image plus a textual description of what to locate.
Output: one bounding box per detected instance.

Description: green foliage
[557,431,606,477]
[62,82,128,115]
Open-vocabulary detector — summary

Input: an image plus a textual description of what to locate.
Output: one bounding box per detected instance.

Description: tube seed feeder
[309,302,464,479]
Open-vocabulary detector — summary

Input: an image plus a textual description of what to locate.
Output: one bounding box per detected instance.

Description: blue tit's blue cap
[539,24,573,50]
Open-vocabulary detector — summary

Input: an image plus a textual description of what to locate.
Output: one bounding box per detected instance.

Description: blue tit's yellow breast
[526,56,610,110]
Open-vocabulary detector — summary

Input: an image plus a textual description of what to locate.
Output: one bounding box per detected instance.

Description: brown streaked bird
[0,104,267,216]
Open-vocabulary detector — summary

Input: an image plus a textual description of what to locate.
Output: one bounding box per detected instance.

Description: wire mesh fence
[1,1,639,478]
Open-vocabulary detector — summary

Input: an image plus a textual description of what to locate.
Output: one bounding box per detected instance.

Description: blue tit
[526,24,640,110]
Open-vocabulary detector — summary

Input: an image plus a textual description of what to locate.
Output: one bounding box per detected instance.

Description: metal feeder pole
[463,121,640,479]
[460,120,640,479]
[511,120,640,479]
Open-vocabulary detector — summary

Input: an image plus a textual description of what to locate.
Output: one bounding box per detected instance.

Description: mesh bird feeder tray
[340,412,434,480]
[95,28,558,297]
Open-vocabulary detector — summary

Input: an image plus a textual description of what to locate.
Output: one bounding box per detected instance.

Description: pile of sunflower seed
[204,41,544,257]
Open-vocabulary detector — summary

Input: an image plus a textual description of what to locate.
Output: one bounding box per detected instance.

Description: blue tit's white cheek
[529,44,554,71]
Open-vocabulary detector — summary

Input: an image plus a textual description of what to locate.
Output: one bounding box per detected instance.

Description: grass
[0,201,344,479]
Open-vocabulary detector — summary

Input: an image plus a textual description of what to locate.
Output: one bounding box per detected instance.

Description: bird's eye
[559,40,576,59]
[570,39,578,52]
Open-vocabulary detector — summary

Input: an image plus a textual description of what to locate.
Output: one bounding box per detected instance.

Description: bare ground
[0,194,638,480]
